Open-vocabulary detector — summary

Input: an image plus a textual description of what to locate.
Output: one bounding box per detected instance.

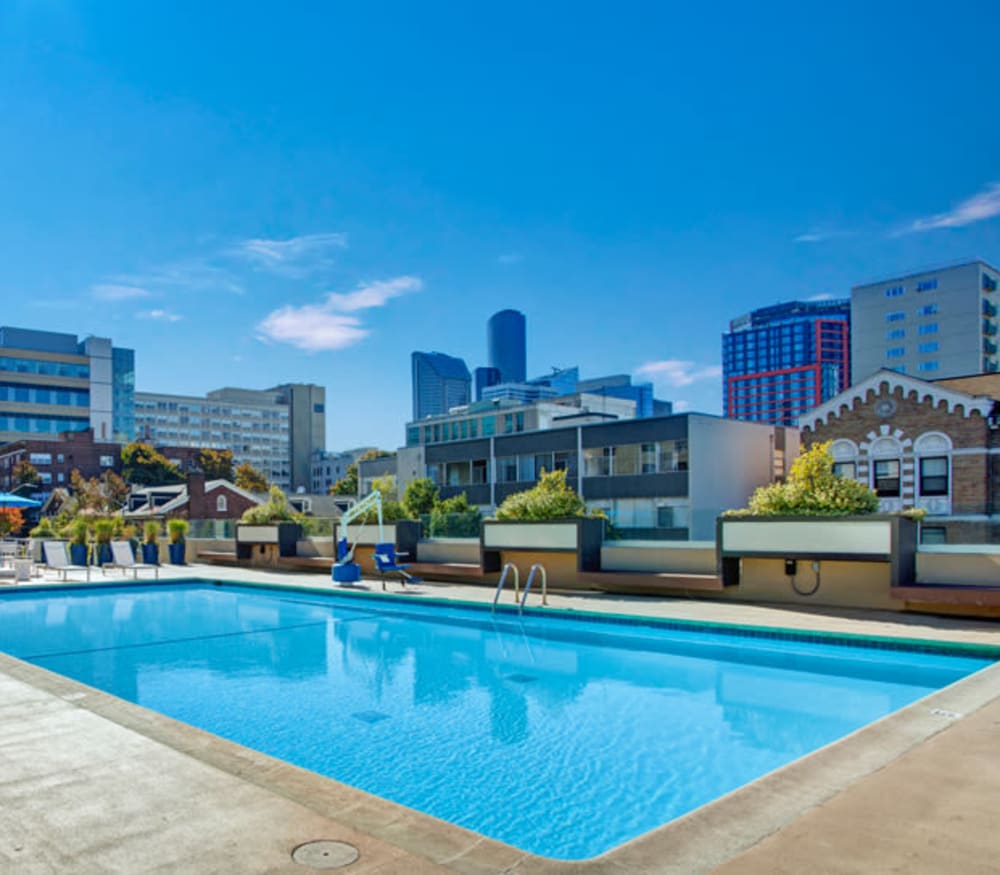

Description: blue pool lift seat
[373,542,422,591]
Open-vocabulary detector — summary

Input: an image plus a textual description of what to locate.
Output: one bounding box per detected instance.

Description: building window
[640,443,657,474]
[656,506,675,528]
[919,457,948,496]
[884,286,904,297]
[885,312,905,323]
[216,495,228,513]
[657,440,688,472]
[918,304,938,316]
[446,461,471,486]
[29,453,52,465]
[832,461,856,480]
[886,328,905,340]
[985,273,999,293]
[612,444,639,476]
[472,459,488,484]
[921,526,947,545]
[918,361,939,372]
[873,459,901,497]
[916,278,938,292]
[886,347,905,359]
[583,447,611,477]
[918,323,938,335]
[99,455,114,467]
[496,457,517,483]
[918,342,939,354]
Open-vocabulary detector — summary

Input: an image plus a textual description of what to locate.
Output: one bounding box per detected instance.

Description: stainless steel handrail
[520,564,547,611]
[491,562,519,611]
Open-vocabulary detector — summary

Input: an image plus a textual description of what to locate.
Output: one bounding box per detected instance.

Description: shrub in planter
[93,518,115,565]
[495,469,586,521]
[142,520,160,565]
[68,517,90,566]
[167,518,189,565]
[29,517,56,539]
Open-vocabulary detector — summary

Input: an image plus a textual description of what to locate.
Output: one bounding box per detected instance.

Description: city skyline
[2,3,1000,450]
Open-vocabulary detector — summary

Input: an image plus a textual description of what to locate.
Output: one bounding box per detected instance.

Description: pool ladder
[521,564,548,611]
[491,562,548,612]
[491,563,519,611]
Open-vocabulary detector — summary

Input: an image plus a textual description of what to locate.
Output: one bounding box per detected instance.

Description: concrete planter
[141,543,160,565]
[480,518,604,586]
[235,523,302,560]
[69,543,88,566]
[716,514,918,590]
[168,542,186,565]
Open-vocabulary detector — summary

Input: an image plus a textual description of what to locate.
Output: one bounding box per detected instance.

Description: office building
[0,326,135,445]
[577,374,659,418]
[487,309,527,383]
[723,300,851,426]
[474,366,501,401]
[311,447,376,494]
[411,352,471,420]
[397,412,795,541]
[851,260,1000,381]
[135,382,324,491]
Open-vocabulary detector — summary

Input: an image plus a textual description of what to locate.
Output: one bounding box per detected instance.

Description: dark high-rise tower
[487,309,526,384]
[411,352,471,419]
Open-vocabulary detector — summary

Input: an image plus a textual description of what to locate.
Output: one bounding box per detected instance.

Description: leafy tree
[495,468,586,521]
[121,441,184,486]
[12,460,40,487]
[428,491,482,536]
[358,448,394,461]
[234,462,268,493]
[68,469,129,514]
[402,477,439,518]
[330,463,358,496]
[196,448,234,481]
[727,441,880,517]
[241,484,296,523]
[0,507,24,537]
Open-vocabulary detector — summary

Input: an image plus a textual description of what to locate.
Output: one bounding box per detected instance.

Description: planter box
[235,523,302,560]
[480,518,604,574]
[168,542,186,565]
[716,515,918,587]
[141,543,160,565]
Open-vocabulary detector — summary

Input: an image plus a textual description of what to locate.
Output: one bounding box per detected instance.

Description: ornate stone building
[800,369,1000,543]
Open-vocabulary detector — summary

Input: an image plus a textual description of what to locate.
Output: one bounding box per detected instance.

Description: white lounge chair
[42,541,91,582]
[105,541,159,580]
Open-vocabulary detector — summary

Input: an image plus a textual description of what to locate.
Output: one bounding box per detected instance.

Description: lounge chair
[373,542,422,591]
[105,541,159,580]
[42,541,91,582]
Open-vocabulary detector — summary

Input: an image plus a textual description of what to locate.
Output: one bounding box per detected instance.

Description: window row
[582,441,688,477]
[0,383,89,407]
[833,456,948,498]
[0,357,90,379]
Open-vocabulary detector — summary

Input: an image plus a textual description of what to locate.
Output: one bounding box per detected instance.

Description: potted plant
[93,518,114,566]
[67,518,90,566]
[167,518,188,565]
[142,520,160,565]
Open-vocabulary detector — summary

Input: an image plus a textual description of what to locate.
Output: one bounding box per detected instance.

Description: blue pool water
[0,582,992,860]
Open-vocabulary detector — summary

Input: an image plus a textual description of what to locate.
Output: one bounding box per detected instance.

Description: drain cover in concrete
[505,673,537,684]
[292,840,359,869]
[352,710,390,724]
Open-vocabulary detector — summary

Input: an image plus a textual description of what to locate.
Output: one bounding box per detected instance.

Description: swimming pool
[0,580,992,860]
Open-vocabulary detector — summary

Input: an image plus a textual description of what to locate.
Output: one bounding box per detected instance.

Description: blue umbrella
[0,492,42,509]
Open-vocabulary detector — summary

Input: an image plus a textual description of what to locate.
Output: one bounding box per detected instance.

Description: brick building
[800,369,1000,543]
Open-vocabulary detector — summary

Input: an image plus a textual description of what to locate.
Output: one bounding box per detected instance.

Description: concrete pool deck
[2,564,1000,873]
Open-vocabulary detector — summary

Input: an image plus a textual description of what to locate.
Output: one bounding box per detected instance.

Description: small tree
[402,477,439,519]
[234,462,269,493]
[330,463,359,496]
[729,441,880,517]
[495,469,586,521]
[240,484,296,524]
[196,449,235,481]
[12,461,41,487]
[121,442,184,486]
[429,492,482,536]
[0,507,24,537]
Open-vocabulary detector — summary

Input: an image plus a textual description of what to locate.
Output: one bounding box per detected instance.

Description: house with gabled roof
[800,368,1000,543]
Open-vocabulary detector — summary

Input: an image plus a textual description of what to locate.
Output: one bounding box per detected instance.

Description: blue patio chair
[373,542,422,591]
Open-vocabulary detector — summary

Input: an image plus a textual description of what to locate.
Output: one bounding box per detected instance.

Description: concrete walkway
[2,565,999,874]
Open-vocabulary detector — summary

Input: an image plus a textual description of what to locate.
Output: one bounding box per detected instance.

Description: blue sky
[2,1,999,450]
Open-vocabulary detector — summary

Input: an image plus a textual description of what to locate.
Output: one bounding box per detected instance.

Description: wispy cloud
[230,232,348,276]
[497,252,523,265]
[901,182,1000,234]
[634,359,722,388]
[91,283,151,301]
[257,276,423,352]
[138,309,183,323]
[111,259,245,296]
[794,229,855,244]
[807,293,834,301]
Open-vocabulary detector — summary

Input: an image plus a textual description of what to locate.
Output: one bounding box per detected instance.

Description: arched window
[216,494,228,513]
[869,436,903,498]
[914,432,952,498]
[829,439,859,480]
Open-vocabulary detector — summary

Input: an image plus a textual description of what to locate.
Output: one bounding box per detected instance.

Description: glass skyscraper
[722,300,851,426]
[487,309,526,384]
[411,351,471,419]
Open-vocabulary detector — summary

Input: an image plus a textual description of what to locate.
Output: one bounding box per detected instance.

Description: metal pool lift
[332,491,384,584]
